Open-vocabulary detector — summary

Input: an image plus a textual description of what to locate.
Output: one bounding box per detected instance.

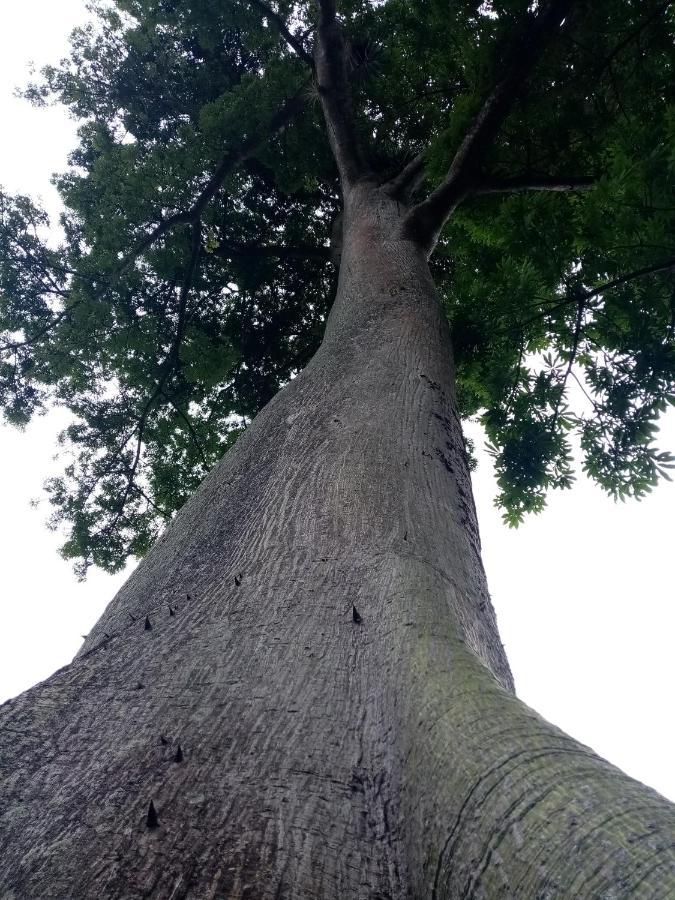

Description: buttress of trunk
[1,183,674,898]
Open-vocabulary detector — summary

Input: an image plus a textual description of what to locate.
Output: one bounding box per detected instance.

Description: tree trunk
[1,182,674,899]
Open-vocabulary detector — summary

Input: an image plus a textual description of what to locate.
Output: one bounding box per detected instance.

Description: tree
[1,0,675,895]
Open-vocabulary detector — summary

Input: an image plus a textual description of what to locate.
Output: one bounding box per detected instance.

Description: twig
[551,292,585,428]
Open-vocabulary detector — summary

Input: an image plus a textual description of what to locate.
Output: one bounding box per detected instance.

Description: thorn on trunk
[144,616,152,631]
[160,735,168,746]
[146,799,159,829]
[403,530,408,541]
[168,604,175,616]
[352,604,362,625]
[234,573,243,587]
[174,744,184,763]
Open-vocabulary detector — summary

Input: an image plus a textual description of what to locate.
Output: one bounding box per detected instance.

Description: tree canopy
[1,0,674,574]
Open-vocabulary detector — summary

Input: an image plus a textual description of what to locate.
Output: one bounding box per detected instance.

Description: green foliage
[2,0,675,570]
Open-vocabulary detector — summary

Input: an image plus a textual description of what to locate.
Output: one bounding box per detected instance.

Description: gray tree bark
[1,182,675,898]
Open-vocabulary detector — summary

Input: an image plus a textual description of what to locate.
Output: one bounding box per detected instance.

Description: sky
[1,0,674,803]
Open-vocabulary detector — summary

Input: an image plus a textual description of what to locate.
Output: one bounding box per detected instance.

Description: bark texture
[1,183,675,898]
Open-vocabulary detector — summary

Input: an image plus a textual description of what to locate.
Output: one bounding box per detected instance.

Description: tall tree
[1,1,675,896]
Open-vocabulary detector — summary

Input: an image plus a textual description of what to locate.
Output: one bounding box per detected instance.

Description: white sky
[1,0,674,803]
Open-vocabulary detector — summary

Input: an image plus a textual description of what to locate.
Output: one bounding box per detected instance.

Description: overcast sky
[1,0,674,803]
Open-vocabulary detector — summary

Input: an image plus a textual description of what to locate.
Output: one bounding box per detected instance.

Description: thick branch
[314,0,367,186]
[405,0,578,252]
[385,152,428,203]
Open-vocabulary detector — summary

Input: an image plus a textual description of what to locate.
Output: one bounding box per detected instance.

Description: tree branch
[121,80,309,270]
[159,388,209,468]
[405,0,578,252]
[551,292,585,429]
[590,0,671,81]
[385,151,428,202]
[96,224,203,544]
[2,82,309,360]
[246,0,314,67]
[0,305,73,353]
[213,240,330,262]
[314,0,368,186]
[129,480,170,518]
[474,174,596,196]
[502,257,675,336]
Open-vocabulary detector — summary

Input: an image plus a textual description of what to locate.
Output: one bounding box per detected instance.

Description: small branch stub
[146,800,159,829]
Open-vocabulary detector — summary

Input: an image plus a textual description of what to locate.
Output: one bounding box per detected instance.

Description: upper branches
[1,77,310,356]
[6,0,674,568]
[122,80,310,269]
[404,0,580,251]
